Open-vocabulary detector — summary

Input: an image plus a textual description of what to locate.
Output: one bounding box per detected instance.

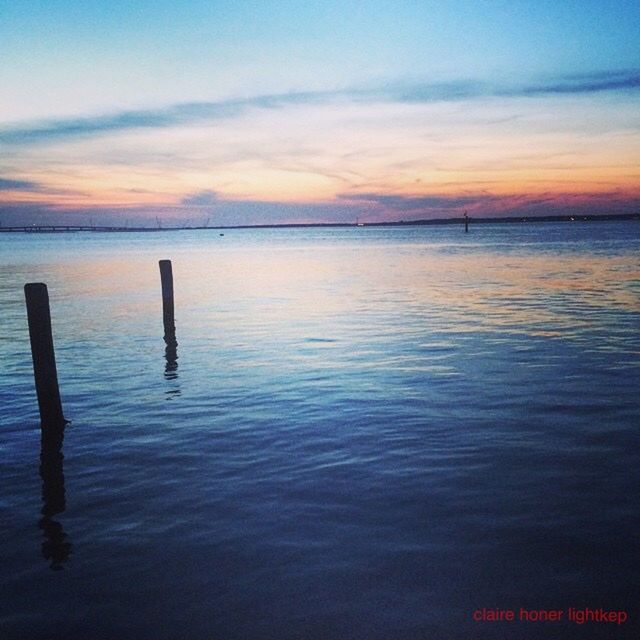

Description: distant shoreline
[0,212,637,233]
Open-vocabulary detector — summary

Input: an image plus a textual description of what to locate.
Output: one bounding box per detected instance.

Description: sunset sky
[1,0,639,226]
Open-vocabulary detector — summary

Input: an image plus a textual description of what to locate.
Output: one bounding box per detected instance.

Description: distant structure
[464,210,469,233]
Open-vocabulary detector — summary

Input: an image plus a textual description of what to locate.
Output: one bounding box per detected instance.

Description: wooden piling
[159,259,176,342]
[24,283,66,428]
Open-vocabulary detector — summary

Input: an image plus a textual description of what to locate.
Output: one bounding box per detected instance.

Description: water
[1,222,639,639]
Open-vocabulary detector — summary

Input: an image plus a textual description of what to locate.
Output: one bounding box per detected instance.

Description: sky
[1,0,639,226]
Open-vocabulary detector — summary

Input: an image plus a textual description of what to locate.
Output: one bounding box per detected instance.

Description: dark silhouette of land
[0,212,637,233]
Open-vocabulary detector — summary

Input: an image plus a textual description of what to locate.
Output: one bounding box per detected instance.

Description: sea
[1,221,639,639]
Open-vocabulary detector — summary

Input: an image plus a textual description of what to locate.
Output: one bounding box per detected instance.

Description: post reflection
[164,333,181,398]
[39,427,72,570]
[164,338,178,379]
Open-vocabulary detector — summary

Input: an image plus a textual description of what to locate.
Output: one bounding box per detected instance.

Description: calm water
[1,222,639,639]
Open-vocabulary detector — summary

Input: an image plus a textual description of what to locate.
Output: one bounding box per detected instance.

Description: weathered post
[24,283,66,429]
[159,259,176,343]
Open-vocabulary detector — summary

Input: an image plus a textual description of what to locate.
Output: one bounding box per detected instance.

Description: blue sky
[1,0,639,225]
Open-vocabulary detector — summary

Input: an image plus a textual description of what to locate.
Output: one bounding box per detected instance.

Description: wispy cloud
[392,70,640,102]
[0,91,342,147]
[339,188,640,219]
[0,177,43,191]
[387,80,485,103]
[0,176,88,198]
[0,101,245,146]
[339,192,486,210]
[181,190,219,206]
[519,69,640,96]
[2,69,638,147]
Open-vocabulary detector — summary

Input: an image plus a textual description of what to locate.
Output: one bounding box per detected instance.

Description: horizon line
[2,212,637,233]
